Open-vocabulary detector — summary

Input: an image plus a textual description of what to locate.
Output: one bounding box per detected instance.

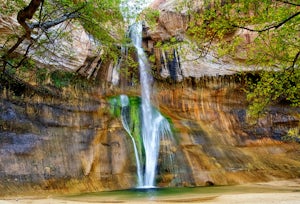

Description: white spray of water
[131,21,160,187]
[120,0,175,188]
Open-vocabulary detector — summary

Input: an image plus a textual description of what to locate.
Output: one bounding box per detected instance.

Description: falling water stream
[131,21,160,188]
[120,95,143,187]
[119,0,175,188]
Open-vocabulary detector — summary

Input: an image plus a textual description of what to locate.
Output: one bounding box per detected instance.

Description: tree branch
[29,11,81,30]
[274,0,300,6]
[290,51,300,69]
[17,0,44,39]
[28,2,86,32]
[1,1,86,71]
[231,11,300,33]
[38,0,44,26]
[15,43,34,69]
[1,35,26,70]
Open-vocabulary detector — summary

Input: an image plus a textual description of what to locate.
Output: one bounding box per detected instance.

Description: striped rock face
[0,78,299,194]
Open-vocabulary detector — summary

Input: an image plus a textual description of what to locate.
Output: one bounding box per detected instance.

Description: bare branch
[29,11,81,30]
[274,0,300,6]
[1,1,87,71]
[29,2,86,30]
[17,0,44,39]
[38,0,44,26]
[231,11,300,33]
[1,35,26,70]
[291,51,300,68]
[5,35,27,56]
[15,43,34,69]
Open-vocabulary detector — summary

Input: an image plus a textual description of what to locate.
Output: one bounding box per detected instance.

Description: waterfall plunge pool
[55,180,300,203]
[1,180,300,203]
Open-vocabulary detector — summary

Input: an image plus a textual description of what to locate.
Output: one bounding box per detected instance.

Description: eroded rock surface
[144,0,258,80]
[0,78,299,194]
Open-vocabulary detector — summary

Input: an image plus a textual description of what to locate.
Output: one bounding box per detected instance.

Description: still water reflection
[61,183,299,203]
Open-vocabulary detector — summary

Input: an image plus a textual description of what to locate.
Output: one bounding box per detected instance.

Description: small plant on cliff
[141,8,160,29]
[282,127,300,143]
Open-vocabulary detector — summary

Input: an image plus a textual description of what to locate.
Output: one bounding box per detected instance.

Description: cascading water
[131,21,160,188]
[119,0,176,188]
[119,95,143,186]
[110,94,176,188]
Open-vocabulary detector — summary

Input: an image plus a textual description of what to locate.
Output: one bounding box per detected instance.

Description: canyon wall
[0,0,299,196]
[154,80,300,186]
[0,78,299,195]
[0,87,137,195]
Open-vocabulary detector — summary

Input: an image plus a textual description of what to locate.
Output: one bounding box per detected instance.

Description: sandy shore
[1,179,299,204]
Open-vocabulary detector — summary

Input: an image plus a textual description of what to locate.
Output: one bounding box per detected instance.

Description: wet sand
[1,179,299,204]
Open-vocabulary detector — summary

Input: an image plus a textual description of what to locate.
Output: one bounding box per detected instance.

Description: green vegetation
[141,8,160,29]
[1,60,92,93]
[0,0,299,117]
[282,127,300,142]
[108,95,144,164]
[119,46,140,84]
[0,0,124,96]
[180,0,300,118]
[49,70,90,89]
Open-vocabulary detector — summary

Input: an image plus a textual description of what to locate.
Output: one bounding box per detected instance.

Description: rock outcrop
[0,88,137,194]
[144,0,258,81]
[0,13,121,82]
[146,10,188,41]
[0,14,92,71]
[154,80,300,186]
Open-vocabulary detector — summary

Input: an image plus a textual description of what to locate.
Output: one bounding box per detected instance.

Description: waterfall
[110,94,177,188]
[119,0,176,188]
[131,23,177,187]
[111,46,126,86]
[130,22,159,187]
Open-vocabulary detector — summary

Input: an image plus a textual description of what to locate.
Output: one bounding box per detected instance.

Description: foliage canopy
[183,0,300,118]
[0,0,299,117]
[0,0,123,90]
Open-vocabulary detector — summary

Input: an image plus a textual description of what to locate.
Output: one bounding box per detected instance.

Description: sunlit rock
[0,77,300,193]
[0,15,20,39]
[0,0,299,196]
[144,0,257,80]
[146,11,188,41]
[0,14,101,74]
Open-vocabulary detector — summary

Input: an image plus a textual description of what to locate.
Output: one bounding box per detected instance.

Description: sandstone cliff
[0,0,299,196]
[143,0,258,81]
[0,77,300,194]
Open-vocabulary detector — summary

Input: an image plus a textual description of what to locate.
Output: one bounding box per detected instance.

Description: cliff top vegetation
[0,0,299,118]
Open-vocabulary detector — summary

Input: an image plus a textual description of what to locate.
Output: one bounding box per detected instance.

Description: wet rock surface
[0,78,299,195]
[0,92,136,193]
[0,1,299,194]
[154,81,300,186]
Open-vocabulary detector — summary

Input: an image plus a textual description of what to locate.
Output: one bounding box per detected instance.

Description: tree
[0,0,123,89]
[185,0,300,118]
